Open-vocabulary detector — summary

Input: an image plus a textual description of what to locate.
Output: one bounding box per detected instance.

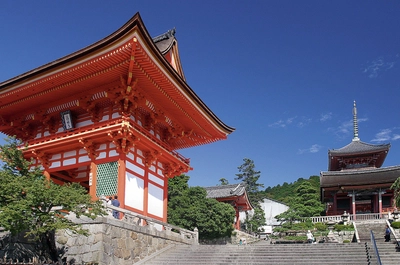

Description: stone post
[194,227,199,245]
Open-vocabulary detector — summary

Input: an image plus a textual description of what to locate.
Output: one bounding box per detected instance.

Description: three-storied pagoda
[320,102,399,219]
[0,13,234,223]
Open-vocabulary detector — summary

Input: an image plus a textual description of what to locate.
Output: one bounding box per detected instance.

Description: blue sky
[1,1,399,189]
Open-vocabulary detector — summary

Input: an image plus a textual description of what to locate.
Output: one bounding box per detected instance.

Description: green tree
[218,178,229,185]
[275,181,324,225]
[293,181,324,217]
[235,158,264,203]
[0,137,104,261]
[235,158,265,231]
[168,175,235,240]
[261,176,320,204]
[390,177,400,207]
[245,205,266,233]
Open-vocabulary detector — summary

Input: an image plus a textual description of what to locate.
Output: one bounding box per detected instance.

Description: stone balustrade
[103,201,198,243]
[53,201,198,265]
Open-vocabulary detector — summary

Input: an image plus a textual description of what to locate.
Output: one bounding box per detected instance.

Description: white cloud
[298,144,322,154]
[320,112,332,122]
[371,129,391,142]
[371,129,400,142]
[269,116,297,128]
[392,134,400,141]
[297,117,312,128]
[363,57,396,78]
[336,118,368,138]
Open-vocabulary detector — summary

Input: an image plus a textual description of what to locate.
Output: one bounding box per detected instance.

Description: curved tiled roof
[153,28,176,52]
[328,140,390,171]
[0,12,234,149]
[204,183,246,199]
[320,165,400,188]
[329,140,390,156]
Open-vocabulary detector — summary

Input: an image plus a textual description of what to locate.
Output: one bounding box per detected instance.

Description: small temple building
[320,102,400,219]
[205,183,252,230]
[0,13,234,223]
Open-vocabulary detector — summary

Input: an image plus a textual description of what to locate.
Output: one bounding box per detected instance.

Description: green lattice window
[96,161,118,197]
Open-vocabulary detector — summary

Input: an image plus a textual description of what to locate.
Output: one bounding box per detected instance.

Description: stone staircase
[355,220,400,265]
[139,240,369,265]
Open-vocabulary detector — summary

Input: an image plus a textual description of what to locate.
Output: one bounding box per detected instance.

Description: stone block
[130,231,138,240]
[90,241,102,252]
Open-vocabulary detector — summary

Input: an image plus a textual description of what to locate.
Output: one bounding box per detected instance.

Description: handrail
[370,230,382,265]
[386,219,400,251]
[353,222,360,243]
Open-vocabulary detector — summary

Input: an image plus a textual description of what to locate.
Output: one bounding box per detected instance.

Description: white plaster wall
[147,183,164,218]
[240,198,289,227]
[125,172,144,211]
[261,198,289,226]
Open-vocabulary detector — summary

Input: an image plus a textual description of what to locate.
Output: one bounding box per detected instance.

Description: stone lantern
[341,211,350,225]
[393,208,399,221]
[326,219,336,235]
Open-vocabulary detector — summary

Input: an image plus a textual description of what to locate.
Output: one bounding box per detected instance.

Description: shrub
[391,221,400,229]
[343,240,350,243]
[314,222,327,231]
[285,235,307,241]
[334,223,354,231]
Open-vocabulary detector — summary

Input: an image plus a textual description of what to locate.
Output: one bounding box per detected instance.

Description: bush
[280,220,313,231]
[314,222,327,231]
[334,223,354,231]
[391,221,400,229]
[285,235,307,241]
[343,240,350,243]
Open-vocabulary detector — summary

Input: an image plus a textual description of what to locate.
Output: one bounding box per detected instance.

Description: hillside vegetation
[260,175,320,204]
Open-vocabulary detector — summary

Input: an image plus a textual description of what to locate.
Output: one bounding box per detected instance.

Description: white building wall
[239,198,289,231]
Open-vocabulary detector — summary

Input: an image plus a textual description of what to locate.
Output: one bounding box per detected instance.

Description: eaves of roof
[204,183,246,199]
[329,140,390,156]
[320,165,400,188]
[0,12,234,147]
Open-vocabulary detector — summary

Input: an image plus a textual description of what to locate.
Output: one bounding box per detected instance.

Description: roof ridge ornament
[352,100,360,142]
[152,28,176,43]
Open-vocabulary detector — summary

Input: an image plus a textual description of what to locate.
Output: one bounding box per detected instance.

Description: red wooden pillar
[235,209,240,230]
[333,193,337,215]
[163,177,168,223]
[117,156,126,219]
[43,170,51,181]
[378,190,385,218]
[89,162,97,199]
[351,192,356,220]
[143,168,149,218]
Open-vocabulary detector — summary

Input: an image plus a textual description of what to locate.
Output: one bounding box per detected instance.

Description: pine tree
[0,137,105,261]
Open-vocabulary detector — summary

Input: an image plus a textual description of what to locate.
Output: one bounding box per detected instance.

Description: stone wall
[55,216,194,265]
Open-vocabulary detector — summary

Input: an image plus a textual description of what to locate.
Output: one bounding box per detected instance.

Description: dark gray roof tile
[320,165,400,187]
[329,140,390,155]
[204,183,246,199]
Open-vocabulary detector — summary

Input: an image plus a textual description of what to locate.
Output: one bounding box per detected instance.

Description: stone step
[143,243,369,265]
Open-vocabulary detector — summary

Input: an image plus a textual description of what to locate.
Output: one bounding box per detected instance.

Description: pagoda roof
[205,183,252,211]
[326,102,390,171]
[328,140,390,171]
[0,13,234,149]
[329,140,390,156]
[320,165,400,189]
